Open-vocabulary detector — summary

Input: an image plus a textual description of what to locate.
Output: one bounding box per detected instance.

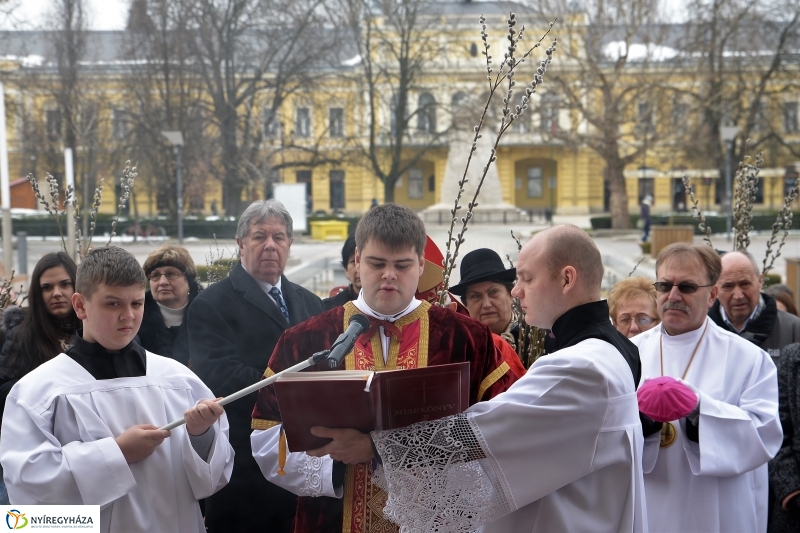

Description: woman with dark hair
[139,245,201,366]
[0,252,79,388]
[0,251,79,505]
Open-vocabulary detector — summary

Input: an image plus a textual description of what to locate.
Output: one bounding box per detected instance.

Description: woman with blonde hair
[139,245,201,365]
[608,276,660,338]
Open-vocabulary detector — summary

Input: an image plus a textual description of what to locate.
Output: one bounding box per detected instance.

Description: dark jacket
[709,293,800,362]
[137,279,201,366]
[321,284,358,311]
[770,343,800,532]
[0,306,26,429]
[187,262,323,533]
[0,306,25,382]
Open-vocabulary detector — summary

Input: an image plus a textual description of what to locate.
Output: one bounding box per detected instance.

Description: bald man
[709,250,800,361]
[361,225,647,532]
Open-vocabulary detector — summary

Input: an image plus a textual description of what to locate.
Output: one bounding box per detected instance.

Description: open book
[274,362,470,452]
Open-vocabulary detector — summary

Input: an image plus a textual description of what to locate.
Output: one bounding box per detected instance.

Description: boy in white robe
[630,243,781,533]
[0,246,234,533]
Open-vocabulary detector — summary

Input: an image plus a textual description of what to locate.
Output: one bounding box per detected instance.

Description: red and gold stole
[341,301,430,533]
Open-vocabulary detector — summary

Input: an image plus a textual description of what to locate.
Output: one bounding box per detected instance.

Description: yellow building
[1,3,797,219]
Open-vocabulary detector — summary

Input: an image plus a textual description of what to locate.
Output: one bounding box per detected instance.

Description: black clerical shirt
[66,333,147,380]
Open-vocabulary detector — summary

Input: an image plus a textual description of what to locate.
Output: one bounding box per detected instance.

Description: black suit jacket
[187,262,324,448]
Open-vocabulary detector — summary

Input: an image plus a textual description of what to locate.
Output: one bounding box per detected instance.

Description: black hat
[449,248,517,297]
[341,233,357,266]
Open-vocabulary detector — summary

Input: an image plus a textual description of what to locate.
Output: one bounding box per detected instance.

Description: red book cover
[274,362,470,452]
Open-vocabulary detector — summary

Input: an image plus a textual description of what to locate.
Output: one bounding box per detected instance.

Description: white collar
[353,290,421,322]
[242,263,283,295]
[659,317,709,346]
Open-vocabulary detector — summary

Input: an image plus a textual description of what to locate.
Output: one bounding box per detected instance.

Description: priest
[631,242,781,532]
[250,203,517,533]
[356,225,646,532]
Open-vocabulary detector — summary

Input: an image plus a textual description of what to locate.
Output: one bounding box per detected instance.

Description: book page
[276,370,374,381]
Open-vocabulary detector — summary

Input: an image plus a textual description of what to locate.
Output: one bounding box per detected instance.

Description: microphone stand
[159,349,331,431]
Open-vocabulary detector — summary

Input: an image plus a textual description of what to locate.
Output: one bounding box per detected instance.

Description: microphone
[327,314,371,368]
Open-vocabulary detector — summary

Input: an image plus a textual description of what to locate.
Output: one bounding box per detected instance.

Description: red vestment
[252,301,516,533]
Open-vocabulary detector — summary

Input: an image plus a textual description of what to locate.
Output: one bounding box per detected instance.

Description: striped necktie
[269,286,290,324]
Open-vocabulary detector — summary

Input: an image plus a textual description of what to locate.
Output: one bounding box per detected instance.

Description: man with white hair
[188,199,324,533]
[708,249,800,361]
[631,242,781,533]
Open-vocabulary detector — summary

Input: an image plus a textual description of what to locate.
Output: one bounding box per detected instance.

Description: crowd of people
[0,198,797,533]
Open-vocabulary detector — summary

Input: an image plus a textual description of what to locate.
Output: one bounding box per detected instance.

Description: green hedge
[590,212,796,234]
[0,214,240,240]
[3,213,362,240]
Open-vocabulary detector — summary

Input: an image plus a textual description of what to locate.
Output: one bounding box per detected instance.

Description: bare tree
[27,0,109,238]
[121,0,214,218]
[678,0,800,196]
[531,0,672,229]
[184,0,341,216]
[338,0,453,203]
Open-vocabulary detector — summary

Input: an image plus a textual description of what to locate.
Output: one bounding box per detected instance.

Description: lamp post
[161,131,184,244]
[720,125,739,242]
[0,83,13,274]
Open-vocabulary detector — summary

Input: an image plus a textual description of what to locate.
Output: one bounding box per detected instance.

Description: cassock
[630,318,782,533]
[370,300,646,533]
[0,338,234,533]
[251,295,517,533]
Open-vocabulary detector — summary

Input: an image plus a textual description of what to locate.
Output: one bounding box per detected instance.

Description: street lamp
[161,131,184,244]
[720,125,739,242]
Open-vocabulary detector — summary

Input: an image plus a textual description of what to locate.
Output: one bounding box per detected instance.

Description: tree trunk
[383,176,396,203]
[606,159,631,229]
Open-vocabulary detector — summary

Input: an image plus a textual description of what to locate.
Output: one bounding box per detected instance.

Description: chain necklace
[660,319,709,380]
[658,319,709,448]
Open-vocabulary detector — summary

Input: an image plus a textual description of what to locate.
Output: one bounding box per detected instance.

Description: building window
[470,43,478,57]
[671,101,689,132]
[330,170,345,210]
[46,109,62,139]
[329,107,344,137]
[263,109,280,138]
[527,167,543,198]
[784,102,798,133]
[417,93,436,133]
[81,103,98,143]
[295,107,311,137]
[637,102,654,134]
[112,109,128,141]
[408,168,424,199]
[541,94,558,133]
[754,180,764,204]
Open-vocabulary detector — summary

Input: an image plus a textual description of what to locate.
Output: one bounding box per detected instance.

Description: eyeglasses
[615,314,658,327]
[653,281,714,294]
[148,271,182,281]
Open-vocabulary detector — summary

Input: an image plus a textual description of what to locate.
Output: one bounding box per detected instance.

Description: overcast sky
[2,0,691,31]
[2,0,129,30]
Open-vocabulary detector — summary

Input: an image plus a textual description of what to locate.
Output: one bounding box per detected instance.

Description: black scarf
[545,300,641,387]
[708,292,777,346]
[67,333,147,380]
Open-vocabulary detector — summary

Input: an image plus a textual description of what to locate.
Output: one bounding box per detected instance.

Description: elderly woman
[450,248,519,349]
[139,245,201,365]
[608,276,660,338]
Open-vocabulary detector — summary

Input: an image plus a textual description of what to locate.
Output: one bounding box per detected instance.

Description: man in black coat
[188,200,324,533]
[709,250,800,362]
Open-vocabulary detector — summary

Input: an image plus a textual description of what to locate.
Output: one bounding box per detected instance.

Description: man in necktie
[250,203,517,533]
[187,199,324,533]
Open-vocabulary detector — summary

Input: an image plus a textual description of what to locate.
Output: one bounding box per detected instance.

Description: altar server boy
[0,246,233,533]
